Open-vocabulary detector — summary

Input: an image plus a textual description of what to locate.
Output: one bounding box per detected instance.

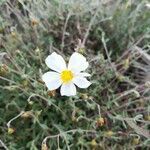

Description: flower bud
[96,117,105,127]
[41,143,48,150]
[11,31,16,37]
[123,58,129,69]
[116,73,125,82]
[72,116,77,122]
[80,93,88,99]
[132,137,140,145]
[91,139,97,147]
[21,111,32,118]
[28,101,34,105]
[78,47,85,54]
[145,81,150,88]
[22,79,29,88]
[31,19,39,26]
[48,90,56,97]
[0,64,9,75]
[133,90,140,98]
[144,115,150,121]
[8,127,15,134]
[105,130,114,137]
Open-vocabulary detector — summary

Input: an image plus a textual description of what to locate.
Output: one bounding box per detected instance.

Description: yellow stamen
[61,70,74,83]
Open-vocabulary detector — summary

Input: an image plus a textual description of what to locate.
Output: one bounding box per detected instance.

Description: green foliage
[0,0,150,149]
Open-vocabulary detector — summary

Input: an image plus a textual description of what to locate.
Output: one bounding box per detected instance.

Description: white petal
[60,82,76,96]
[45,52,66,73]
[73,77,91,88]
[68,52,89,73]
[76,72,91,77]
[42,71,62,90]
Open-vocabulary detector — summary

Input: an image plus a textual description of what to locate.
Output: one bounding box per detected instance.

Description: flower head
[42,52,91,96]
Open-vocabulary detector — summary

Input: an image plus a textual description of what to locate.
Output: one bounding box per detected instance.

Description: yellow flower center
[61,70,74,83]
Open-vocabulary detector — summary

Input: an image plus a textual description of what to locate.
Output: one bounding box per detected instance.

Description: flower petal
[45,52,66,72]
[68,52,89,73]
[60,82,76,96]
[76,72,91,77]
[42,71,62,90]
[73,77,91,88]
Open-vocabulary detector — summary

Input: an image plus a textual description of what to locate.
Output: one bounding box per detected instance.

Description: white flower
[42,52,91,96]
[146,3,150,8]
